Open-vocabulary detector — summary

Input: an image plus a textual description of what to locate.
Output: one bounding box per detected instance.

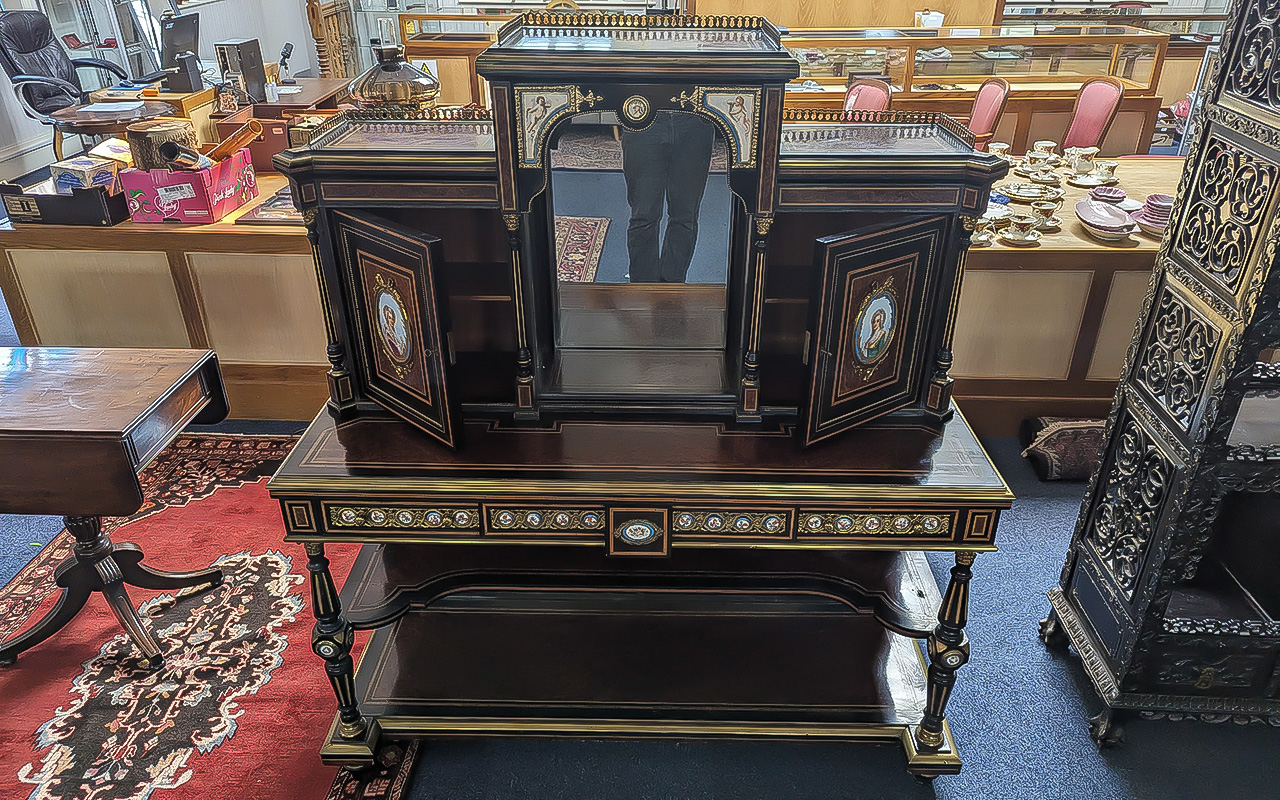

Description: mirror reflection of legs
[549,111,732,398]
[622,113,715,284]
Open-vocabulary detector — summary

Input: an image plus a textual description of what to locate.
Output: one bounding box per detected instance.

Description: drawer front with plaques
[294,498,989,548]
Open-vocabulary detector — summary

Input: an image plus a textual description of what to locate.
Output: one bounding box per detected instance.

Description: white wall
[143,0,316,77]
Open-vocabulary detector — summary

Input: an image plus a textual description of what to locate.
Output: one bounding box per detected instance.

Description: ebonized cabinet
[271,13,1011,778]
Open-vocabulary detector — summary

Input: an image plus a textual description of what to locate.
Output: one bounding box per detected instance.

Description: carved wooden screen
[1050,0,1280,704]
[333,210,461,449]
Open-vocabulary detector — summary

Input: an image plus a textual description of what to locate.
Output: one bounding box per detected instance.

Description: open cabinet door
[801,215,948,446]
[333,209,461,449]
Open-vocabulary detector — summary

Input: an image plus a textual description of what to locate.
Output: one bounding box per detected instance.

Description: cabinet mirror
[546,111,734,397]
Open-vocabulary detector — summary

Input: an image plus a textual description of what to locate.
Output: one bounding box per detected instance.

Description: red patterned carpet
[555,215,610,282]
[0,435,413,800]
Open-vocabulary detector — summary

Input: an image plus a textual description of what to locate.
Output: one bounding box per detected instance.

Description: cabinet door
[801,215,947,446]
[334,209,461,449]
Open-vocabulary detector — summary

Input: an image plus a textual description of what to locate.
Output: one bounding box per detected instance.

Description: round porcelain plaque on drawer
[618,520,659,545]
[525,511,543,527]
[424,511,442,526]
[553,512,571,527]
[454,510,472,526]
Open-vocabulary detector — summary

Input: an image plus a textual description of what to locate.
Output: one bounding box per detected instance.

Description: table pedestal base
[0,515,223,668]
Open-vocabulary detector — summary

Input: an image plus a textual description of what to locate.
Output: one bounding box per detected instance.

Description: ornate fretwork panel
[1173,137,1278,298]
[1085,416,1175,600]
[1134,285,1223,434]
[1227,0,1280,115]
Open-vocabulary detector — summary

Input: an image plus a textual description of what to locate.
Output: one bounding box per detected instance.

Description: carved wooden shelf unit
[1041,0,1280,743]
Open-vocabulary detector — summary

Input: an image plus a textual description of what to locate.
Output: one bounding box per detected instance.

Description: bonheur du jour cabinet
[270,13,1012,779]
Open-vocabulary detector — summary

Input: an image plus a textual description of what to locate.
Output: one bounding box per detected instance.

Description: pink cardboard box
[119,148,258,223]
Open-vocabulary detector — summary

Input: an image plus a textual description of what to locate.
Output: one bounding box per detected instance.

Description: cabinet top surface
[270,403,1012,502]
[779,123,972,156]
[315,120,497,152]
[301,117,979,160]
[0,347,216,437]
[496,26,780,53]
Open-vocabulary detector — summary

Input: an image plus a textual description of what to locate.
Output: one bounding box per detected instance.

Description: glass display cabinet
[999,3,1227,129]
[1001,1,1229,46]
[271,13,1012,781]
[784,25,1166,103]
[398,13,513,106]
[783,25,1168,154]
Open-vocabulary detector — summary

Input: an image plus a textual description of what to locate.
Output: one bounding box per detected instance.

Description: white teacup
[1031,199,1062,229]
[989,141,1011,159]
[1025,151,1052,169]
[1007,213,1038,239]
[1033,139,1058,155]
[1096,160,1118,182]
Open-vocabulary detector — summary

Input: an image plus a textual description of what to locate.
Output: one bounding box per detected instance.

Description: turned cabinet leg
[305,542,366,739]
[915,551,975,751]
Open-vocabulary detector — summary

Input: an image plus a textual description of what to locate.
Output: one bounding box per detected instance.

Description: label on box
[156,183,198,203]
[2,195,40,221]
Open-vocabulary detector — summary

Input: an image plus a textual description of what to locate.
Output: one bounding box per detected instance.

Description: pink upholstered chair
[966,77,1009,151]
[1061,76,1126,150]
[843,78,892,113]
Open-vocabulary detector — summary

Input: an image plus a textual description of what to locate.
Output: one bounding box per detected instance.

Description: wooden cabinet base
[318,545,963,778]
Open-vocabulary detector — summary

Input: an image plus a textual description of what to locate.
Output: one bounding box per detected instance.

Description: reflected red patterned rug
[555,215,610,282]
[0,434,413,800]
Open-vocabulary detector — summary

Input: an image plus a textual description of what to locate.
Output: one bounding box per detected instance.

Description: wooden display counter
[0,175,328,420]
[952,156,1176,434]
[0,162,1181,435]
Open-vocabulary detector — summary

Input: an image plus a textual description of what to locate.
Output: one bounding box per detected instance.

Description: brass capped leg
[306,542,368,740]
[916,551,976,751]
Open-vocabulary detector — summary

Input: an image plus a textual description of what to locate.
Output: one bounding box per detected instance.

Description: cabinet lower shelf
[321,549,961,776]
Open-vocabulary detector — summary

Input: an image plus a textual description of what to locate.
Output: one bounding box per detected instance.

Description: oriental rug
[555,215,610,282]
[550,128,730,172]
[0,434,415,800]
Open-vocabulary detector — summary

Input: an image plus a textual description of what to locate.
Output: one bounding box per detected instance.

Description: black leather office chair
[0,10,130,160]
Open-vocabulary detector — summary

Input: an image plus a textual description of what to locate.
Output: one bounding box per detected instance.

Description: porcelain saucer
[1067,174,1106,188]
[999,229,1042,246]
[970,232,995,246]
[1035,215,1063,231]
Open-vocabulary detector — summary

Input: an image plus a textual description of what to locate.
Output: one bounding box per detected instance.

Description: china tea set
[978,139,1160,246]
